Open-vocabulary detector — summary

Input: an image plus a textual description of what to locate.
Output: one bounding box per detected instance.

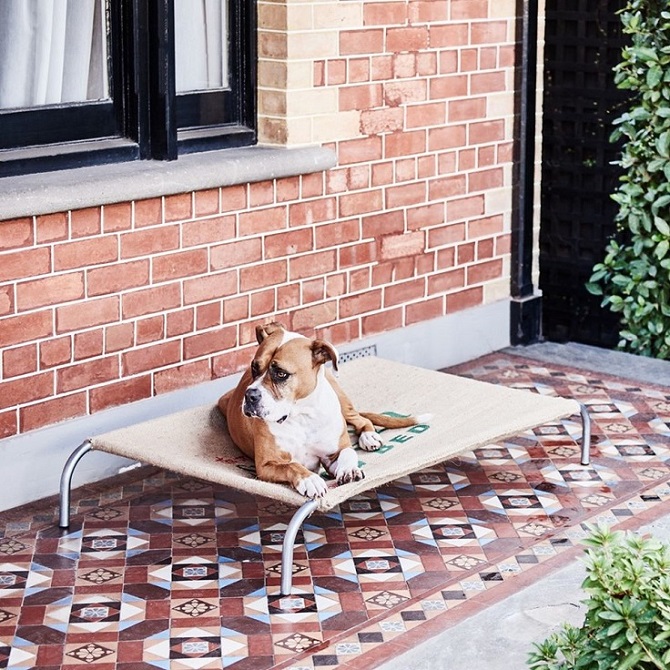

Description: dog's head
[242,322,339,423]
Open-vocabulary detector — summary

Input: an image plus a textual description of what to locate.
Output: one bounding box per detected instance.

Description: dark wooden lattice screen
[540,0,629,347]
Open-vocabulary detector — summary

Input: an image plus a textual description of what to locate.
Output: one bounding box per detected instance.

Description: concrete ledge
[0,144,337,220]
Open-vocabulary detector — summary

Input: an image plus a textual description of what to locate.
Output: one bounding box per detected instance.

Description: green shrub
[587,0,670,359]
[528,525,670,670]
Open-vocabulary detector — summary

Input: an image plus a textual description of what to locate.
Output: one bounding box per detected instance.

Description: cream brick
[287,31,339,59]
[483,277,510,304]
[503,254,511,280]
[286,61,314,89]
[312,2,363,29]
[285,118,316,145]
[502,163,513,188]
[310,111,361,143]
[485,93,515,128]
[490,0,516,19]
[505,66,516,91]
[286,87,338,115]
[484,187,512,217]
[501,210,512,233]
[286,4,314,30]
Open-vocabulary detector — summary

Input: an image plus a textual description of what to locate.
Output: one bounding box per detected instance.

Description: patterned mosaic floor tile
[0,353,669,669]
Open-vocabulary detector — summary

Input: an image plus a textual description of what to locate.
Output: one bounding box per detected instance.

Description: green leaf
[606,621,627,636]
[598,609,625,621]
[632,46,659,62]
[611,631,629,649]
[656,130,670,158]
[629,106,651,121]
[615,651,645,670]
[628,214,641,234]
[648,64,663,87]
[654,216,670,235]
[590,267,608,282]
[652,194,670,213]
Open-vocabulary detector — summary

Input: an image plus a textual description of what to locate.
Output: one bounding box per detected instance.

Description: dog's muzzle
[243,387,262,418]
[243,387,288,423]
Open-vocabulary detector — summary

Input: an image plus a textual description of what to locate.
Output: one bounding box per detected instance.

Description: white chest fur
[267,370,344,472]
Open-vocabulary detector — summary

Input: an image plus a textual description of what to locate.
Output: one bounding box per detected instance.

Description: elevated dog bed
[59,357,590,594]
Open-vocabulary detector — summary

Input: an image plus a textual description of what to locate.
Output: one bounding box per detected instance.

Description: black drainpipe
[510,0,543,344]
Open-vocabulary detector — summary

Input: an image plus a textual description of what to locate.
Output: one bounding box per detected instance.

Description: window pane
[174,0,228,94]
[0,0,109,111]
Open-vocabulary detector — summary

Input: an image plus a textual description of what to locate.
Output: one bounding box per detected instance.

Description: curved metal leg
[579,403,591,466]
[280,499,319,595]
[59,440,93,528]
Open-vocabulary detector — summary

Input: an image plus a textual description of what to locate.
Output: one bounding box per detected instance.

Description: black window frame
[0,0,257,178]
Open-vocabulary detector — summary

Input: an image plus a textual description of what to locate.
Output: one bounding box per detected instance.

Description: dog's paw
[296,473,329,499]
[359,430,383,451]
[336,466,365,485]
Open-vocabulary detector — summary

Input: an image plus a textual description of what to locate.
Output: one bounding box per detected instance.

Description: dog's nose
[244,387,262,406]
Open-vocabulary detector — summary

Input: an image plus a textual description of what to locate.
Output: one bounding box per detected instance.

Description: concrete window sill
[0,145,337,220]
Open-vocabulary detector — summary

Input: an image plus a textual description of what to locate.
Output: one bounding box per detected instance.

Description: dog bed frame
[58,357,591,594]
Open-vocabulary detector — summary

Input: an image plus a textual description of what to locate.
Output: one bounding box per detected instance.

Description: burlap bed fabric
[91,357,580,512]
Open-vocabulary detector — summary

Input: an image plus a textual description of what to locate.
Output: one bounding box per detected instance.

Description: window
[0,0,256,177]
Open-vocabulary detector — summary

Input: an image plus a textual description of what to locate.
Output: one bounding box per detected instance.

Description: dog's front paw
[359,430,383,451]
[336,467,365,485]
[296,473,328,499]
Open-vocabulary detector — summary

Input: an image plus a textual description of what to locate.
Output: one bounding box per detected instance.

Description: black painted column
[510,0,542,344]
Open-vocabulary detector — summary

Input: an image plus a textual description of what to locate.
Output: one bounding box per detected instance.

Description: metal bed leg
[280,499,319,596]
[59,440,93,528]
[579,403,591,466]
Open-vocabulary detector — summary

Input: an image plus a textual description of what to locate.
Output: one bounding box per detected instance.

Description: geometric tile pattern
[0,353,669,669]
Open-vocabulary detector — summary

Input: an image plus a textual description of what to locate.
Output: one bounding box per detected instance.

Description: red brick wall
[0,0,517,439]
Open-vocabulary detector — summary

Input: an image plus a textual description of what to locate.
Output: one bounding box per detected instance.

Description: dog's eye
[250,361,261,379]
[271,367,290,382]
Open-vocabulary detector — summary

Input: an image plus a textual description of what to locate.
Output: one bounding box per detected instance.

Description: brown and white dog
[217,322,427,499]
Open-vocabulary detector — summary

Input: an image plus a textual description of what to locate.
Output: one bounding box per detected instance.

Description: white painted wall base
[347,299,510,371]
[0,299,510,512]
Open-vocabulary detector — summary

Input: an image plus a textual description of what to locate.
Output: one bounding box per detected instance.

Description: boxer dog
[218,322,427,499]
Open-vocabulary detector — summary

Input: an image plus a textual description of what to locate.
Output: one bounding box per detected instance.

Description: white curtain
[174,0,228,93]
[0,0,107,110]
[0,0,225,110]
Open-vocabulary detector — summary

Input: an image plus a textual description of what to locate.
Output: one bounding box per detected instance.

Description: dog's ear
[255,321,285,344]
[311,340,339,372]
